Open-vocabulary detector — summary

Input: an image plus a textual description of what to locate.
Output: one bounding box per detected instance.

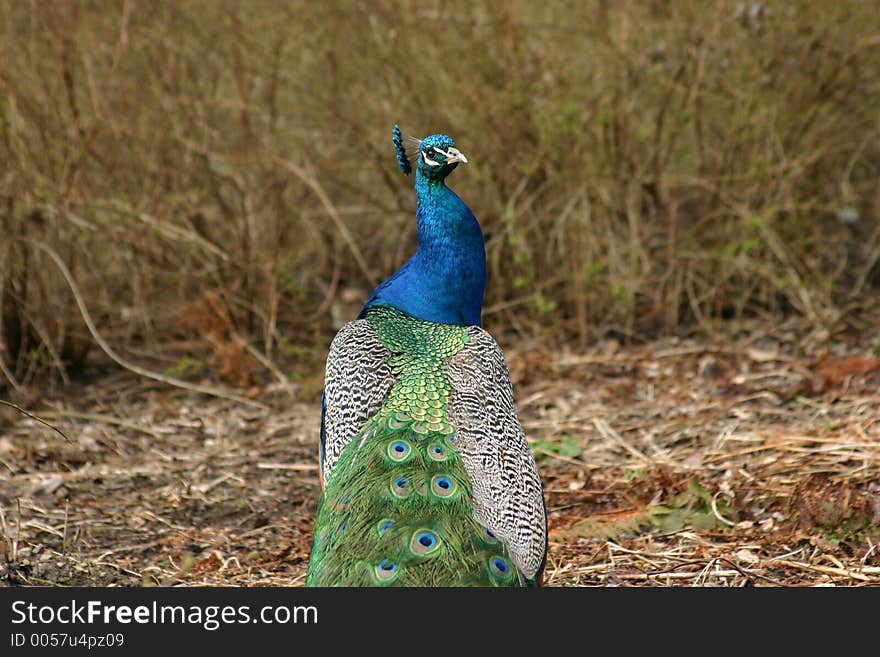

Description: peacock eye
[425,146,437,158]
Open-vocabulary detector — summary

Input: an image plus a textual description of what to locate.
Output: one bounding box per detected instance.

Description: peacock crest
[392,123,419,175]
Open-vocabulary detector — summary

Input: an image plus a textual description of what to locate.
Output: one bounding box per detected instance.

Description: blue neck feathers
[360,168,486,327]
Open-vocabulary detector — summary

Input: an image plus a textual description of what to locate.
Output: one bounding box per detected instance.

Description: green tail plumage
[307,307,533,587]
[307,414,520,586]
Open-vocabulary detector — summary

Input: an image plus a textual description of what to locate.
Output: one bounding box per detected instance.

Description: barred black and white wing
[320,320,394,485]
[446,328,548,582]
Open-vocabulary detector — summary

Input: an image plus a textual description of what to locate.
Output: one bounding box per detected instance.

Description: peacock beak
[444,147,468,164]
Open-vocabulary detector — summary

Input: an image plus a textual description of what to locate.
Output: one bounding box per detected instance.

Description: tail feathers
[306,411,531,587]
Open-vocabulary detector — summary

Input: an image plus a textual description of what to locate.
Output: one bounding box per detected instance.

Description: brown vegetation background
[1,1,879,589]
[1,0,879,391]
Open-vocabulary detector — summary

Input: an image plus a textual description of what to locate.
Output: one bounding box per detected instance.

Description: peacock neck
[360,170,487,327]
[413,170,479,258]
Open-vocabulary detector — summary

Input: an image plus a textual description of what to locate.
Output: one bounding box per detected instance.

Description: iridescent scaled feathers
[309,307,546,586]
[362,126,485,326]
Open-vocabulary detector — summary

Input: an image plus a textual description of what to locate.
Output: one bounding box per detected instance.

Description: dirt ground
[1,319,879,587]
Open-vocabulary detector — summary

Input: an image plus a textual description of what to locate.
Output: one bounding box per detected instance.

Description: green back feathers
[369,305,465,435]
[307,307,531,587]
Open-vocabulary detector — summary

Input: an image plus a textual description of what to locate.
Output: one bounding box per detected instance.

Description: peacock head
[393,124,468,181]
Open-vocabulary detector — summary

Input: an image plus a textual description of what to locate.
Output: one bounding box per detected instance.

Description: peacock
[306,125,547,586]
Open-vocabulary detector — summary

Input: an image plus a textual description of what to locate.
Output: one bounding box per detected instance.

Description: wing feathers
[320,320,395,483]
[446,327,547,580]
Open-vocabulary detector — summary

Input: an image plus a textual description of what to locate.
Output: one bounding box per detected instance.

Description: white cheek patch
[422,151,441,167]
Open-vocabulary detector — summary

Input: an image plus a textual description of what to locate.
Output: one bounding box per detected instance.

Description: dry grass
[1,1,880,391]
[1,317,877,587]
